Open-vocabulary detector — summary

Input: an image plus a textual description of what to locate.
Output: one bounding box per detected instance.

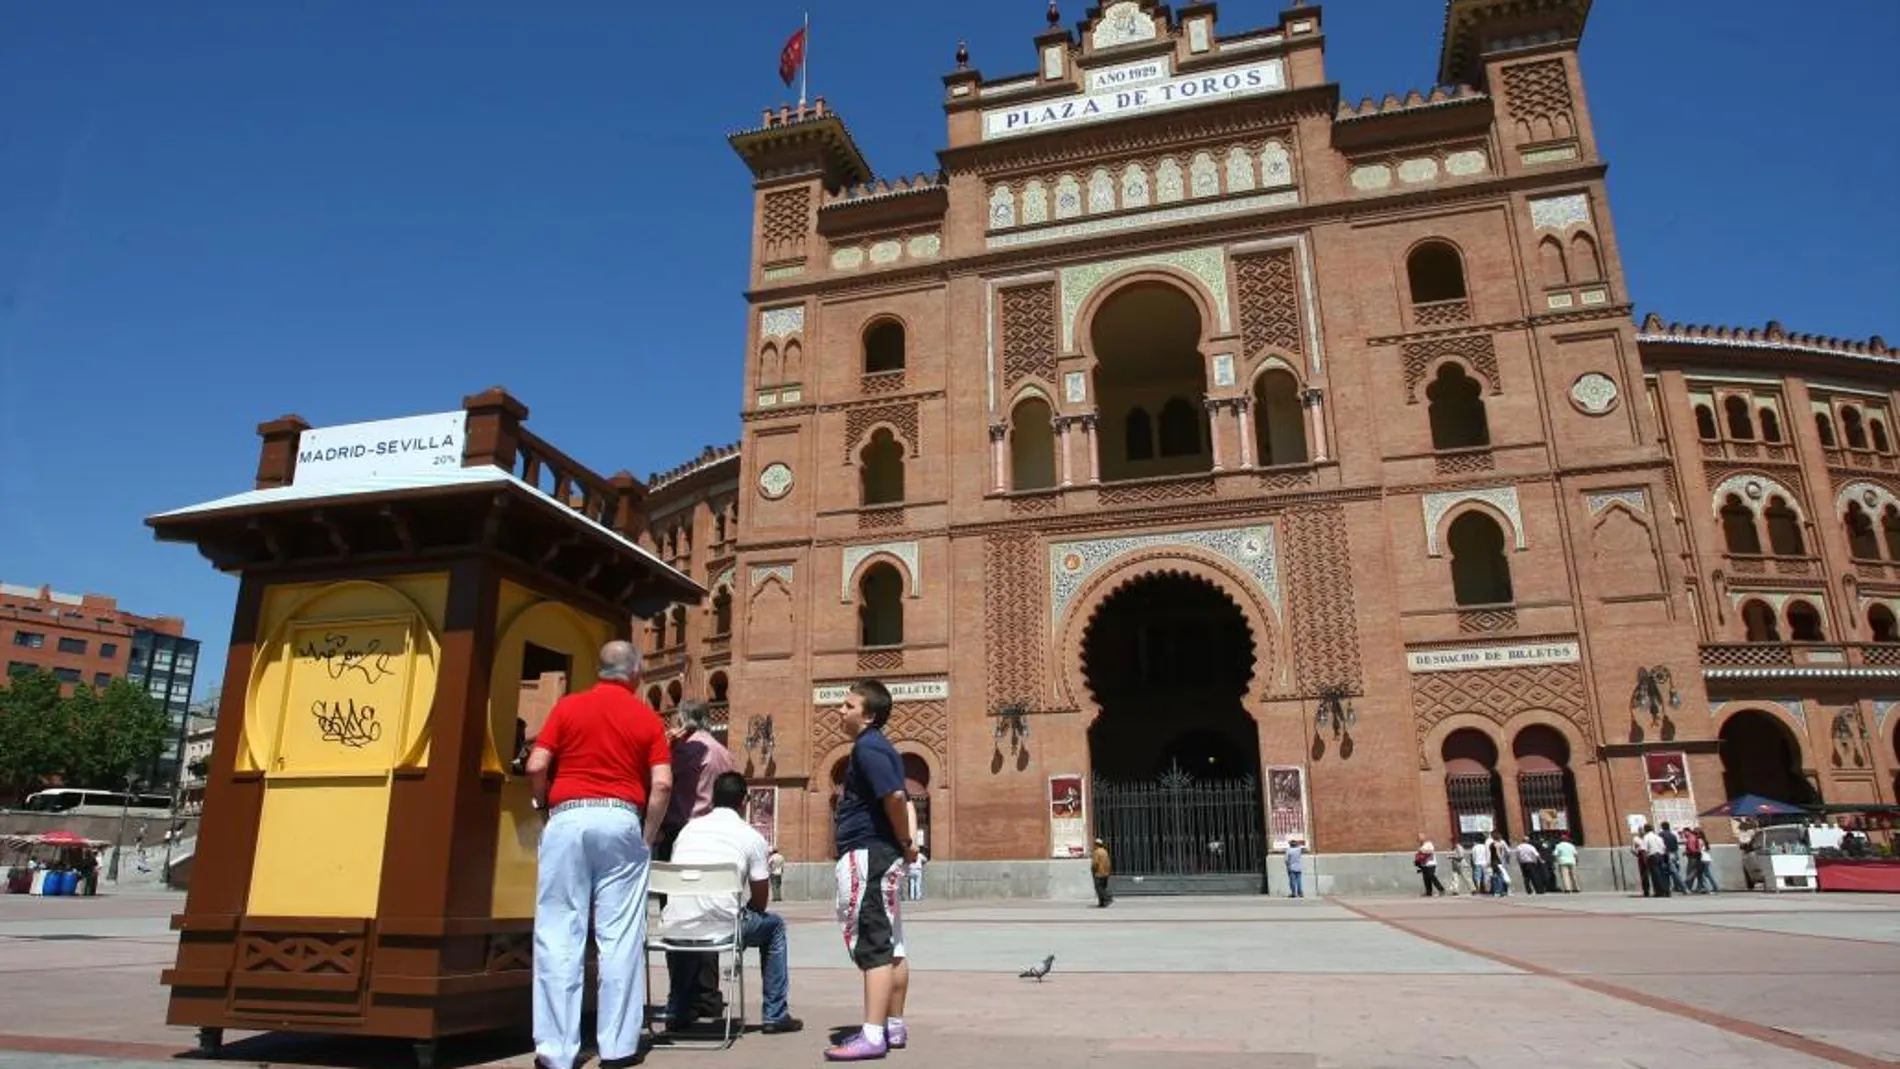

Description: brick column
[1303,388,1330,463]
[462,387,530,471]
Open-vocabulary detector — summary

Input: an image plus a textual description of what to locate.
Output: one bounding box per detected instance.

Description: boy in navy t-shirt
[825,679,918,1061]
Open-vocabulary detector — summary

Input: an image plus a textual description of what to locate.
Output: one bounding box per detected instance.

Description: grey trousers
[533,804,651,1069]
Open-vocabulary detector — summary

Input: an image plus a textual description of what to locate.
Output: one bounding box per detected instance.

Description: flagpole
[799,10,810,108]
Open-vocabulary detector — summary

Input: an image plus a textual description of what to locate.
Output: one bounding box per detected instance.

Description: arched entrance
[1719,710,1818,805]
[1443,728,1507,846]
[1085,572,1263,894]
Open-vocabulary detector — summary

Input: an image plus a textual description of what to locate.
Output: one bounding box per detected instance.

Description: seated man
[660,771,803,1035]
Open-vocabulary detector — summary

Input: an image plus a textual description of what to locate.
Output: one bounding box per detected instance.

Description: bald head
[598,640,642,682]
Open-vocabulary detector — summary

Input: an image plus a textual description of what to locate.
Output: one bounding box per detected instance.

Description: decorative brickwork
[858,648,904,673]
[1403,334,1501,401]
[1434,449,1496,475]
[1000,283,1058,393]
[858,507,904,531]
[1410,662,1590,768]
[1234,249,1303,359]
[1099,477,1216,505]
[861,370,907,395]
[985,532,1046,710]
[1501,60,1575,143]
[810,699,948,770]
[1282,506,1362,693]
[762,188,810,262]
[1009,493,1058,514]
[845,401,921,459]
[1457,608,1518,633]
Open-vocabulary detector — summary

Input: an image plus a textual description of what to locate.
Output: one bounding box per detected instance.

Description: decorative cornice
[1638,314,1894,365]
[817,390,947,414]
[647,442,742,492]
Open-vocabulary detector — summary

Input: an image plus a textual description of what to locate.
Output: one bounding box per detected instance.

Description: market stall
[1811,805,1900,893]
[2,832,109,895]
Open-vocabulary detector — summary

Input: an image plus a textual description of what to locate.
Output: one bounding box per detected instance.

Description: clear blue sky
[2,2,1894,698]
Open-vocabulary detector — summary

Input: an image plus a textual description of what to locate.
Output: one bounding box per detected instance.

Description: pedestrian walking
[1488,833,1511,896]
[525,641,672,1069]
[1445,841,1471,895]
[1659,822,1689,894]
[1641,824,1671,898]
[1514,836,1546,894]
[1091,838,1114,907]
[1632,829,1652,897]
[768,847,785,902]
[1683,826,1718,893]
[908,849,927,901]
[1468,836,1490,895]
[826,680,919,1062]
[1284,838,1306,899]
[1552,834,1579,892]
[1416,835,1447,896]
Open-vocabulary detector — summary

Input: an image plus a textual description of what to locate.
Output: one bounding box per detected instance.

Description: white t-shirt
[661,808,770,940]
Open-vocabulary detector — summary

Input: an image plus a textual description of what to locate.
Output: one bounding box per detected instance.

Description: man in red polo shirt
[526,640,672,1069]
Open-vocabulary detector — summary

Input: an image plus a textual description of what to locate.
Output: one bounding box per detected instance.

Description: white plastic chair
[646,860,746,1049]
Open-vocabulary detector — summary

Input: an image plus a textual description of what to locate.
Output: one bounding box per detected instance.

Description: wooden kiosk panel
[150,390,698,1063]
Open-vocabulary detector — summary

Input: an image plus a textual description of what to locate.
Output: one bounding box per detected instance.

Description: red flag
[779,27,807,87]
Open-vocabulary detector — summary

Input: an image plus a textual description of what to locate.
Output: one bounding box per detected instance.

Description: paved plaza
[1,889,1896,1069]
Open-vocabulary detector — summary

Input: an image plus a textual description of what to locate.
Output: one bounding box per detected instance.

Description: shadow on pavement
[203,1028,533,1068]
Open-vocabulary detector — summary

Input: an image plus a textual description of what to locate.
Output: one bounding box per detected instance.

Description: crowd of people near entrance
[1630,821,1720,896]
[522,639,918,1068]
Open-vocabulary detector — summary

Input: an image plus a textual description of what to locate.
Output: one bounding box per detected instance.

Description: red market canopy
[1,832,111,852]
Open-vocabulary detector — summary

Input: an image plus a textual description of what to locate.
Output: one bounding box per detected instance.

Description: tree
[0,669,74,798]
[0,671,170,798]
[68,680,171,790]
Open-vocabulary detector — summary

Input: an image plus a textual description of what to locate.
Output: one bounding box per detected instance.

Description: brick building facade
[1,582,189,694]
[627,0,1897,893]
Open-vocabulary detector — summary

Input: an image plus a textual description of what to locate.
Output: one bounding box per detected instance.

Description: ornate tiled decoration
[907,234,942,259]
[1064,370,1088,404]
[870,240,902,264]
[1350,165,1392,190]
[1187,18,1211,53]
[1054,175,1083,218]
[1398,157,1438,184]
[1709,473,1801,517]
[761,264,804,281]
[760,306,804,341]
[1060,246,1229,349]
[1586,488,1648,515]
[1522,146,1580,165]
[1212,353,1236,388]
[832,247,864,270]
[1837,481,1900,514]
[1444,150,1488,176]
[1225,147,1256,192]
[751,563,793,590]
[1422,486,1526,556]
[1021,181,1049,225]
[989,185,1016,230]
[1155,158,1185,202]
[841,541,922,601]
[1091,2,1156,49]
[1783,699,1807,729]
[1120,164,1150,208]
[1569,372,1618,414]
[1261,141,1292,186]
[1529,194,1591,231]
[989,190,1297,251]
[711,566,736,591]
[1876,700,1896,736]
[757,462,794,500]
[1190,153,1220,197]
[1042,44,1064,79]
[1048,525,1281,626]
[1087,169,1115,213]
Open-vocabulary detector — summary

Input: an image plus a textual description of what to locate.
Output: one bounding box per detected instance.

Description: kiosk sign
[293,411,469,486]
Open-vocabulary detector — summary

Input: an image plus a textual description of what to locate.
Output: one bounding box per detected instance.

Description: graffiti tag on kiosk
[312,698,382,748]
[299,631,395,685]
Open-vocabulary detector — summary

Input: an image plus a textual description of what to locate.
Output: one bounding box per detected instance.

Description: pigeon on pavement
[1019,954,1055,981]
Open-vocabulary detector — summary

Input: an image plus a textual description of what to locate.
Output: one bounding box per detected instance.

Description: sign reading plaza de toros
[981,58,1286,140]
[1405,641,1582,674]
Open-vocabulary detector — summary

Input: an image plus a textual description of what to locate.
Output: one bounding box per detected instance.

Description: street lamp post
[159,709,195,888]
[107,773,141,882]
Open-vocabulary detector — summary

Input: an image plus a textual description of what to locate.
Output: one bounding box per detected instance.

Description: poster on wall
[1267,766,1309,849]
[1048,774,1086,858]
[1529,808,1569,833]
[1458,813,1495,835]
[746,787,779,848]
[1644,750,1697,831]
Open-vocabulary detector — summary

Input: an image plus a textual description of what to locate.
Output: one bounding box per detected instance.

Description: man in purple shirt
[657,699,736,1026]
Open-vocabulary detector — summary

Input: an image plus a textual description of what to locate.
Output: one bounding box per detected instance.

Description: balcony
[1700,643,1900,677]
[1826,448,1899,473]
[1723,554,1822,579]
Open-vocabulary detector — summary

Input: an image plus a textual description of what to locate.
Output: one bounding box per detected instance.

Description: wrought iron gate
[1093,763,1265,895]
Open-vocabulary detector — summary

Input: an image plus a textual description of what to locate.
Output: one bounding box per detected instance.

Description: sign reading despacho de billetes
[1405,641,1581,674]
[981,58,1286,140]
[813,680,949,705]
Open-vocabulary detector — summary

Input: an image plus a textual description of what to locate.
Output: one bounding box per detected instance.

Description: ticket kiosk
[152,389,700,1067]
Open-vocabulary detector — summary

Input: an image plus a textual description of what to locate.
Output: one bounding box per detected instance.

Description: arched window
[1427,363,1490,450]
[1693,404,1718,441]
[646,685,664,709]
[1513,725,1580,845]
[1868,605,1898,644]
[1816,411,1837,448]
[1842,406,1868,449]
[1252,370,1307,466]
[666,680,683,709]
[712,586,733,636]
[863,320,906,374]
[1787,600,1825,642]
[1720,494,1762,555]
[1741,600,1780,642]
[1157,396,1202,457]
[1723,396,1754,440]
[1010,396,1056,491]
[1406,242,1467,303]
[860,428,905,506]
[1873,419,1893,454]
[1568,231,1602,282]
[1764,497,1804,557]
[1537,237,1568,288]
[669,605,688,648]
[1846,503,1882,560]
[858,562,905,647]
[1448,511,1514,606]
[709,671,730,704]
[1885,506,1900,561]
[1759,408,1783,443]
[1124,406,1155,462]
[1443,728,1506,844]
